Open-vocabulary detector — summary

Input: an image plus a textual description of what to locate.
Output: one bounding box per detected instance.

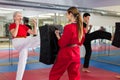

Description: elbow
[30,31,37,35]
[12,35,16,38]
[33,31,37,35]
[12,34,17,37]
[32,30,37,35]
[11,33,17,37]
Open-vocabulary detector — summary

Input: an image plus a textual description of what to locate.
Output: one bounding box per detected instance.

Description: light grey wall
[90,13,120,26]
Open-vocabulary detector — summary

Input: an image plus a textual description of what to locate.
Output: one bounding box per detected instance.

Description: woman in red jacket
[49,7,84,80]
[9,11,40,80]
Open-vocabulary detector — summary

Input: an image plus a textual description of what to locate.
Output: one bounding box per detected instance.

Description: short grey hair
[13,11,22,17]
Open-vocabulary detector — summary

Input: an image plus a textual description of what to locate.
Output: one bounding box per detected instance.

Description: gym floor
[0,42,120,80]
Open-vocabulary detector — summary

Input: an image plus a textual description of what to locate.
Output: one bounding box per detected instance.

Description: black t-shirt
[26,24,32,36]
[83,22,87,28]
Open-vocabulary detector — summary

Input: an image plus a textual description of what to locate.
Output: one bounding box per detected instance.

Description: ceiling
[18,0,120,12]
[0,0,120,16]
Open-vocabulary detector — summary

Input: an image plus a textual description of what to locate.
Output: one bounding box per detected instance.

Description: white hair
[13,11,22,18]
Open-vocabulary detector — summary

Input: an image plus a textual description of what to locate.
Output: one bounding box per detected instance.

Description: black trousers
[83,30,112,68]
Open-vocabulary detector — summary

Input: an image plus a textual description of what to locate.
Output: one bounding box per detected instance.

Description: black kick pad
[39,24,63,64]
[112,22,120,47]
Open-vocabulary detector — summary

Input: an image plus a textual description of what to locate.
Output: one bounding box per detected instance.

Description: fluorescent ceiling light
[116,13,120,15]
[45,13,54,16]
[0,10,13,14]
[0,7,23,14]
[25,15,38,17]
[56,14,64,16]
[101,11,107,14]
[38,15,51,18]
[0,8,23,11]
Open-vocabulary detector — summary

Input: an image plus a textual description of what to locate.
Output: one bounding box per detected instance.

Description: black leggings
[83,30,112,68]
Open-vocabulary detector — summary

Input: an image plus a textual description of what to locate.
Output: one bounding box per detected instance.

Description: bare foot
[82,68,91,73]
[115,75,120,78]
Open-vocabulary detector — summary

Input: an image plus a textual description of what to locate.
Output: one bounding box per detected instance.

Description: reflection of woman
[49,7,84,80]
[9,11,40,80]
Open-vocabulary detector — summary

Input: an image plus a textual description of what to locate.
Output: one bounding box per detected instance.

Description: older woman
[9,11,40,80]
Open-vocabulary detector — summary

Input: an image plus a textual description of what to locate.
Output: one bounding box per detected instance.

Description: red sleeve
[24,25,29,31]
[58,25,72,48]
[9,23,15,30]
